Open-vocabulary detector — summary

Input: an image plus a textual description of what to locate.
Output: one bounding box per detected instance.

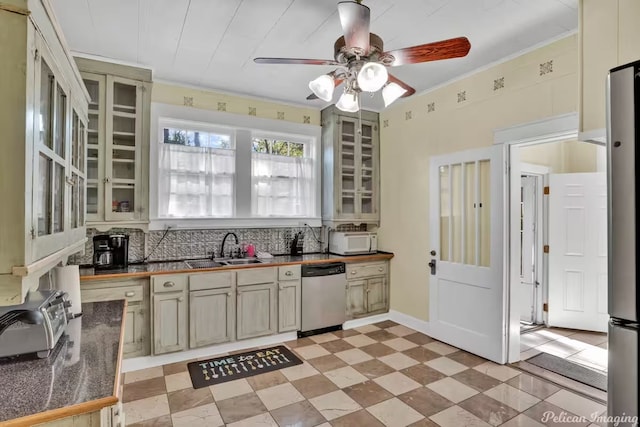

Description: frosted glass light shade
[357,62,388,92]
[308,74,335,102]
[382,82,407,107]
[336,91,359,112]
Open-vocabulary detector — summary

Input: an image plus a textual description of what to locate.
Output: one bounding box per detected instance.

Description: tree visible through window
[252,138,304,157]
[164,127,231,149]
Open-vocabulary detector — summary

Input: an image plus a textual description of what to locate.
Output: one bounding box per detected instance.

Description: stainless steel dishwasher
[300,262,347,336]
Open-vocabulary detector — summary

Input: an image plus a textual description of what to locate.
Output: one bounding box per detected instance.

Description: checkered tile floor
[123,321,607,426]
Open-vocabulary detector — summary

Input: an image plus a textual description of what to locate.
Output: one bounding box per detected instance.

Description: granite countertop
[79,252,394,281]
[0,300,125,425]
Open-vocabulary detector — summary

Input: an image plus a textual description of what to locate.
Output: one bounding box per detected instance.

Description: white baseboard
[122,332,297,373]
[388,310,431,335]
[342,313,391,330]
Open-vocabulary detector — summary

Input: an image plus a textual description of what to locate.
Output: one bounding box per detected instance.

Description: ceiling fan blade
[254,57,340,66]
[306,77,345,100]
[338,1,370,53]
[384,37,471,66]
[388,74,416,97]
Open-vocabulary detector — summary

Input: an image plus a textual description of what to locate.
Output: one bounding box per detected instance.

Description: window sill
[149,217,322,231]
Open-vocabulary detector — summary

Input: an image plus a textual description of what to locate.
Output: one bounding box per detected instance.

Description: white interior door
[429,145,506,363]
[548,173,608,332]
[520,175,538,323]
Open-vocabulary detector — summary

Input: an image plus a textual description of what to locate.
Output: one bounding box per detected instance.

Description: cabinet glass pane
[54,84,66,158]
[113,82,137,111]
[87,145,99,180]
[479,160,491,267]
[53,163,65,233]
[83,79,100,106]
[341,193,355,215]
[439,166,450,262]
[112,186,135,213]
[79,177,85,225]
[39,61,54,150]
[71,112,79,168]
[113,158,135,180]
[112,116,136,147]
[79,120,86,173]
[87,185,98,214]
[37,155,52,236]
[341,120,355,143]
[71,172,78,228]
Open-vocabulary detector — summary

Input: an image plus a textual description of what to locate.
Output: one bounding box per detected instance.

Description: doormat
[187,345,302,389]
[525,352,607,391]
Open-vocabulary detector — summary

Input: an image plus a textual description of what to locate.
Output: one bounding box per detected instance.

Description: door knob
[428,259,437,275]
[430,250,436,256]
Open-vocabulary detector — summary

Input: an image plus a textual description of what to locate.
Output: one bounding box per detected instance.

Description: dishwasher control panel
[301,262,346,277]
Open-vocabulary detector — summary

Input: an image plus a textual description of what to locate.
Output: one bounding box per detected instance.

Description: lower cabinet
[347,279,368,317]
[189,288,235,348]
[237,283,277,340]
[346,261,390,318]
[152,275,188,355]
[366,277,387,313]
[278,280,301,332]
[123,303,145,356]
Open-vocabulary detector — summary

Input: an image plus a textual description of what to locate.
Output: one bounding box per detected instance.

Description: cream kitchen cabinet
[77,58,151,229]
[346,261,389,318]
[189,271,236,348]
[236,267,278,340]
[321,106,380,226]
[0,0,89,306]
[152,275,188,355]
[278,265,301,332]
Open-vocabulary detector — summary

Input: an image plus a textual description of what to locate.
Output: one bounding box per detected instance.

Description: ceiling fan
[254,0,471,112]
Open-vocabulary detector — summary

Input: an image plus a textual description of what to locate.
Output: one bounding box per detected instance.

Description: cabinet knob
[124,291,135,297]
[178,297,184,302]
[279,285,283,291]
[227,292,232,297]
[163,281,175,288]
[350,271,356,275]
[366,289,371,293]
[378,267,383,272]
[285,271,293,276]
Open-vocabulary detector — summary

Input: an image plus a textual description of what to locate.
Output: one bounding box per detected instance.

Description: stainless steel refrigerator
[608,60,639,425]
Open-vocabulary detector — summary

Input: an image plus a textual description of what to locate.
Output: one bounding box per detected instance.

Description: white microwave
[329,232,378,255]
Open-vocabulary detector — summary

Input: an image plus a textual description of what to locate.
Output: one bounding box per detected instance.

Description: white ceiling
[52,0,578,111]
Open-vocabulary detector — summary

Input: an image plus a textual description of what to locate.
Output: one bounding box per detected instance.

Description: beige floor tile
[127,414,173,427]
[520,333,554,348]
[506,373,561,400]
[426,377,479,403]
[429,405,492,427]
[256,382,305,411]
[483,383,540,412]
[536,338,585,358]
[294,344,331,360]
[354,324,381,333]
[373,371,421,395]
[473,361,520,381]
[569,332,608,346]
[171,402,223,427]
[210,378,253,401]
[384,337,419,351]
[545,327,578,337]
[425,357,468,376]
[124,366,164,384]
[344,334,377,348]
[309,390,361,420]
[385,324,416,337]
[520,347,542,361]
[309,333,339,344]
[378,352,419,370]
[335,348,373,365]
[226,412,278,427]
[124,394,170,424]
[545,389,607,418]
[164,371,192,393]
[499,414,545,427]
[534,329,575,341]
[423,341,458,355]
[367,397,425,426]
[324,365,369,388]
[280,361,320,381]
[566,346,608,372]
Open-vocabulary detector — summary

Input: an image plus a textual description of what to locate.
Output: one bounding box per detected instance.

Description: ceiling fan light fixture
[357,62,388,92]
[336,90,359,112]
[309,74,335,102]
[382,82,407,107]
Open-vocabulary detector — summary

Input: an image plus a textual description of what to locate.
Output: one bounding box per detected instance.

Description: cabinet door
[358,119,379,221]
[347,279,367,318]
[123,302,144,355]
[366,277,387,313]
[153,291,187,355]
[237,283,277,340]
[337,117,358,219]
[278,280,301,332]
[105,75,143,221]
[189,288,235,348]
[69,109,87,235]
[82,73,106,222]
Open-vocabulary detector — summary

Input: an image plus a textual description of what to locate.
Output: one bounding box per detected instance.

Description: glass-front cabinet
[322,106,380,225]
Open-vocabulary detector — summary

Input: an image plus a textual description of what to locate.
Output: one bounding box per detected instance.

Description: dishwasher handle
[301,262,346,277]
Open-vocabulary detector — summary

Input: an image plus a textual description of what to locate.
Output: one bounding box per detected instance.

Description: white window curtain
[158,143,235,217]
[252,153,314,217]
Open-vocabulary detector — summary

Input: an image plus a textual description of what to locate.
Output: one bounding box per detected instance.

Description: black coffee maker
[93,234,129,270]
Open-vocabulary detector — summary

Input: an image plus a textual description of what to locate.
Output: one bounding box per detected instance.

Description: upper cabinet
[579,0,640,136]
[0,0,90,305]
[321,106,380,225]
[76,58,152,229]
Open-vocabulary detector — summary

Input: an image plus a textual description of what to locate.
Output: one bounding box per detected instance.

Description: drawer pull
[227,292,232,297]
[163,281,175,288]
[178,297,184,302]
[285,271,293,276]
[279,285,283,291]
[378,267,384,272]
[366,289,371,293]
[124,291,135,297]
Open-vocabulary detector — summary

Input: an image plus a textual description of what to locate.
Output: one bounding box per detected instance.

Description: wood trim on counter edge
[1,300,129,427]
[80,253,395,281]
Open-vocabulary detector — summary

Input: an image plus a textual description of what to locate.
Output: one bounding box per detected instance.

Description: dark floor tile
[402,346,440,363]
[400,364,446,386]
[333,329,360,338]
[270,400,326,427]
[163,359,192,376]
[366,329,398,342]
[459,393,519,426]
[453,369,502,392]
[360,342,396,358]
[331,409,386,427]
[343,381,393,407]
[167,387,214,413]
[408,418,440,427]
[352,359,395,380]
[447,351,487,367]
[127,414,173,427]
[398,387,454,417]
[506,373,561,400]
[374,320,400,329]
[247,370,288,390]
[524,401,590,426]
[123,376,167,403]
[320,339,356,354]
[404,332,436,346]
[216,392,268,424]
[308,354,348,372]
[284,337,315,349]
[291,374,338,399]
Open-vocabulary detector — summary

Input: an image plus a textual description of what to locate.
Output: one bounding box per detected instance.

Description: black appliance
[290,232,304,256]
[93,234,129,270]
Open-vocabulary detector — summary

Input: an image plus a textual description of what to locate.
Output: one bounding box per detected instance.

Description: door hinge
[30,228,36,239]
[543,303,548,312]
[543,186,550,195]
[543,245,549,253]
[34,49,39,61]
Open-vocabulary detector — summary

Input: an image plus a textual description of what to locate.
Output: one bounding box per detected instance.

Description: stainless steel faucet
[219,232,239,258]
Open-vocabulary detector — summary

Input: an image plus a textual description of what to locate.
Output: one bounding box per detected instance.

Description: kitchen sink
[221,259,263,265]
[185,260,226,269]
